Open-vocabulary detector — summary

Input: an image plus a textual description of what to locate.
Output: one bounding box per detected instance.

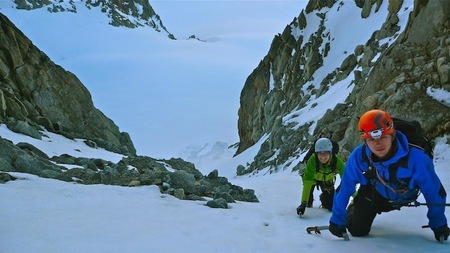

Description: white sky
[0,1,449,252]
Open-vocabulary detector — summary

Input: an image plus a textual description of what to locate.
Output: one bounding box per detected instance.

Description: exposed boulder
[0,171,17,183]
[1,138,260,205]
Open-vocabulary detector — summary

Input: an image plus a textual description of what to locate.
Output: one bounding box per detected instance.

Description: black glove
[329,222,347,238]
[433,225,450,242]
[296,202,307,215]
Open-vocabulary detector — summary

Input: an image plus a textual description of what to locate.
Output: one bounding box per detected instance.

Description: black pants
[346,184,396,237]
[308,183,335,210]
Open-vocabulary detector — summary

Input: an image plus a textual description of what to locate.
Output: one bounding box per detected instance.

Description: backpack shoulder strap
[361,145,376,180]
[302,140,316,163]
[361,145,369,163]
[330,155,337,173]
[387,154,408,183]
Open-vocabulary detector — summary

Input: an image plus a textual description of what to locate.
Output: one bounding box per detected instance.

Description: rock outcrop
[0,13,136,156]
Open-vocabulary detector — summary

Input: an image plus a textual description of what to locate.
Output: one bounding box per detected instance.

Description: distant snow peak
[179,141,231,162]
[13,0,175,39]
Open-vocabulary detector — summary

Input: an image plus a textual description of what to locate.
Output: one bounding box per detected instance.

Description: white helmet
[315,138,332,153]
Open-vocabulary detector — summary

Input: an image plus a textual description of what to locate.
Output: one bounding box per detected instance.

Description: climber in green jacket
[297,137,345,216]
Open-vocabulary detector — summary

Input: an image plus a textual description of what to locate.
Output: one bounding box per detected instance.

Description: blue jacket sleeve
[330,145,367,226]
[408,148,447,229]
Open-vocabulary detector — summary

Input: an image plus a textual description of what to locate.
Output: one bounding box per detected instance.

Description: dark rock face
[0,13,136,156]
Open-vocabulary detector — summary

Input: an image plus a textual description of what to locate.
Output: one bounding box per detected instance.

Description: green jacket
[301,154,345,203]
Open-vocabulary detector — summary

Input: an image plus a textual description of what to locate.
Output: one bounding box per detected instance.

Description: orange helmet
[358,109,394,139]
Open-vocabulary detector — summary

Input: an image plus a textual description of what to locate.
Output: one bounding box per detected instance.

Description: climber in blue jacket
[329,109,449,243]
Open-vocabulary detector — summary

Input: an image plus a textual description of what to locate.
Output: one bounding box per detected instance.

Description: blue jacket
[330,131,447,229]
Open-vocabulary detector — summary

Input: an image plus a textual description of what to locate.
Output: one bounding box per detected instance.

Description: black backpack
[391,117,433,158]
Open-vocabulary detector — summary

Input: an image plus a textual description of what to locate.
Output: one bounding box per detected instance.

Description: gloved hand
[329,222,347,238]
[296,202,307,215]
[433,225,450,242]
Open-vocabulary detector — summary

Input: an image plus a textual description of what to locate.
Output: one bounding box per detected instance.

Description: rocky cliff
[236,0,450,174]
[0,13,136,156]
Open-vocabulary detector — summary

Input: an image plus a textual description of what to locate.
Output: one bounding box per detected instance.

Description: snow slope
[0,1,449,252]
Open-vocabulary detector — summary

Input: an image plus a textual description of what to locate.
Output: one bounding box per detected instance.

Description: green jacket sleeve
[301,155,317,203]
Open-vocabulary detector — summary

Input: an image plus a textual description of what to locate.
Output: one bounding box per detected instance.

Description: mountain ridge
[12,0,175,38]
[235,0,450,175]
